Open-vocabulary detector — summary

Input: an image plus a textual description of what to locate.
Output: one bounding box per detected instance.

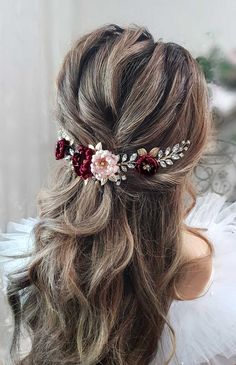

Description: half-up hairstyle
[7,23,213,365]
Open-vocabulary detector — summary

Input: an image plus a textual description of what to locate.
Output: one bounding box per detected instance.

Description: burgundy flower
[135,154,159,176]
[55,138,70,160]
[72,145,94,179]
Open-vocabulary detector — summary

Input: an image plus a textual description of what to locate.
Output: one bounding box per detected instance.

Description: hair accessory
[55,129,190,186]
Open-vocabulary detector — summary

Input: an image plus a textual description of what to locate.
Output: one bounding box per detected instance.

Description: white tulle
[150,192,236,365]
[0,217,39,364]
[0,192,236,365]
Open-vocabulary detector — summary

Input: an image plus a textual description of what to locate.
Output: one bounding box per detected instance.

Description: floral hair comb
[55,129,190,186]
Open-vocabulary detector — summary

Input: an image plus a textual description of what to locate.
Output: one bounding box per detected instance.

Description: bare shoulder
[173,229,213,301]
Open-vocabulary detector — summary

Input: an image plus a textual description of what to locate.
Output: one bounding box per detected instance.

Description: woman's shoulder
[173,229,213,301]
[184,191,236,262]
[173,191,236,302]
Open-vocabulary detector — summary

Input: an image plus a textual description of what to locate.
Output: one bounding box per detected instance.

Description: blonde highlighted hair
[8,24,213,365]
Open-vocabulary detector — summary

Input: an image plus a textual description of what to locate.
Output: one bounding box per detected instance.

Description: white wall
[76,0,236,56]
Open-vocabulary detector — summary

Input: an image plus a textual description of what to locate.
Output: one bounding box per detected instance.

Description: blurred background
[0,0,236,231]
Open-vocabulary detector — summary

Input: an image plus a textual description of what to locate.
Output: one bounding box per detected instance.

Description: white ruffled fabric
[0,217,38,364]
[151,192,236,365]
[0,192,236,365]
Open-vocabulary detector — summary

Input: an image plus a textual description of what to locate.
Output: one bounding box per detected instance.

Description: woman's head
[56,23,212,192]
[8,24,213,365]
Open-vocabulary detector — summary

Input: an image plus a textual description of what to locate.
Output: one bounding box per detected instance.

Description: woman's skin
[174,230,213,301]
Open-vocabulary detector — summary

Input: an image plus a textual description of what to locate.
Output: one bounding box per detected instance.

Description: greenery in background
[196,47,236,144]
[196,47,236,89]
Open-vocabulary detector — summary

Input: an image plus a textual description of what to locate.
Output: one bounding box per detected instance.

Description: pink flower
[90,149,119,184]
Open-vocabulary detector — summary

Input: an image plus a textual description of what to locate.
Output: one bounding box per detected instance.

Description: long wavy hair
[8,24,214,365]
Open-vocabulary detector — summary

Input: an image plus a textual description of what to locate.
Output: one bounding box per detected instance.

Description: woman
[1,23,236,365]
